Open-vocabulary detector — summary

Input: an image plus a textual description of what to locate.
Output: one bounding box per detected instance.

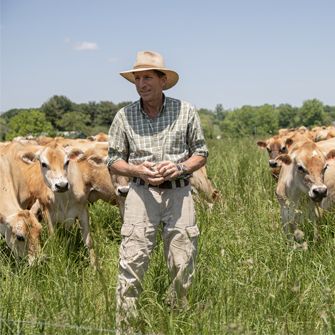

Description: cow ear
[20,152,37,164]
[67,148,84,160]
[87,155,105,166]
[30,200,41,217]
[256,141,267,148]
[285,138,294,147]
[326,149,335,162]
[276,154,292,165]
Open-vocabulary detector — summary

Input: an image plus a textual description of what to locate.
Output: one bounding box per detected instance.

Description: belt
[132,177,189,189]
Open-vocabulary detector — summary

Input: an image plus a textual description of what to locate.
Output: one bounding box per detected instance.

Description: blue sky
[1,0,335,113]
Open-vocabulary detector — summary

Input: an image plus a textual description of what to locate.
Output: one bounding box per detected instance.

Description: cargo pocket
[185,225,200,259]
[186,225,200,239]
[120,223,146,259]
[120,224,137,259]
[121,224,134,237]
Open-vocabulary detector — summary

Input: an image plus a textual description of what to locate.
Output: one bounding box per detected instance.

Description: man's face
[133,70,167,103]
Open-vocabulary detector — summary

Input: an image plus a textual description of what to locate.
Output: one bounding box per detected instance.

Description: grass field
[1,138,335,334]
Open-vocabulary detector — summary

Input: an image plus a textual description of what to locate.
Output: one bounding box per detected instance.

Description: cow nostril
[55,182,69,191]
[313,187,327,197]
[269,160,277,168]
[16,235,25,242]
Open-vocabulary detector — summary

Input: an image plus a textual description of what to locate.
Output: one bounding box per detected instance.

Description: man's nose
[138,78,147,87]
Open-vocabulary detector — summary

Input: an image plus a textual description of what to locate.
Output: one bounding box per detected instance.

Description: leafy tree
[324,105,335,122]
[1,108,25,122]
[94,101,131,130]
[0,117,7,140]
[220,105,257,137]
[298,99,329,127]
[278,104,299,129]
[56,111,91,136]
[6,109,53,140]
[253,104,279,136]
[40,95,74,129]
[198,109,215,139]
[214,103,227,121]
[94,101,118,129]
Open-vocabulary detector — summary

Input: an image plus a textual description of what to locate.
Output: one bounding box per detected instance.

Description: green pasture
[1,138,335,334]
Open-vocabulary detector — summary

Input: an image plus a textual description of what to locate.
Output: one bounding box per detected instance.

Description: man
[107,50,208,326]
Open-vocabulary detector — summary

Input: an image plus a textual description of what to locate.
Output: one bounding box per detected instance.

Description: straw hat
[120,51,179,90]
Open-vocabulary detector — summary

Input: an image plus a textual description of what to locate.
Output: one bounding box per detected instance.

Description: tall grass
[1,138,335,334]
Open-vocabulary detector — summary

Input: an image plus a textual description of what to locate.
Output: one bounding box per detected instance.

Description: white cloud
[73,41,98,51]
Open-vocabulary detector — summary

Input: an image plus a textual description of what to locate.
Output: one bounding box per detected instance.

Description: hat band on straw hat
[120,51,179,90]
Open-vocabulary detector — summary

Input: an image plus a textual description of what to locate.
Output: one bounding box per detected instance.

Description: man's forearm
[181,155,207,174]
[109,160,138,177]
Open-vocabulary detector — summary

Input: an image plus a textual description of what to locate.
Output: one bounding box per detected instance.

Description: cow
[311,126,335,142]
[257,135,288,179]
[46,147,128,268]
[321,153,335,210]
[315,137,335,156]
[315,138,335,210]
[35,136,108,152]
[87,132,109,142]
[0,155,42,264]
[274,140,331,243]
[0,142,71,232]
[3,141,127,268]
[257,130,313,179]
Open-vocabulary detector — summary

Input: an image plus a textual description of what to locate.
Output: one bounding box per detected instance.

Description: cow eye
[16,235,25,242]
[266,148,271,153]
[41,162,48,169]
[322,164,329,174]
[280,147,287,153]
[297,164,306,173]
[64,160,70,168]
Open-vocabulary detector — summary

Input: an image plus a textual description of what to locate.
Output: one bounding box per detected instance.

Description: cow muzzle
[54,181,69,192]
[309,185,327,202]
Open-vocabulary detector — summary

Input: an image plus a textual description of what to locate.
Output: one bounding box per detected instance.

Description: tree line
[1,95,334,141]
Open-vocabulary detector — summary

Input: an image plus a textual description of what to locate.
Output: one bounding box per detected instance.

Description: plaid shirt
[107,96,208,167]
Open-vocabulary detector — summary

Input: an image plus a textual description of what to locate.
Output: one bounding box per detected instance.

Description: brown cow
[0,155,42,264]
[1,142,72,232]
[321,152,335,210]
[87,132,109,142]
[46,147,127,267]
[258,130,312,179]
[275,140,330,242]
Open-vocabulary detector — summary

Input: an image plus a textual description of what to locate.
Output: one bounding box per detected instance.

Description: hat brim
[120,68,179,90]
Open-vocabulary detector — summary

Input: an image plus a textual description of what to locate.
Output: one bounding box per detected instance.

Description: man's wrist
[176,163,189,176]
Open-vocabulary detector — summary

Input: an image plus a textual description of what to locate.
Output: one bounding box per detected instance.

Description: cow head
[20,144,74,193]
[257,136,288,179]
[1,203,42,265]
[276,141,328,202]
[257,136,288,160]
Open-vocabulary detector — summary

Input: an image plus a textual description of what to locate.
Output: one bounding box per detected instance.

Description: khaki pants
[116,182,199,325]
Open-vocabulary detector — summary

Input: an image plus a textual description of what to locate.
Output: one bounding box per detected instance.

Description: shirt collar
[139,94,166,117]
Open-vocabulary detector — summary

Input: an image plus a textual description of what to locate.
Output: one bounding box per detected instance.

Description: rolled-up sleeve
[107,110,129,168]
[187,107,209,157]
